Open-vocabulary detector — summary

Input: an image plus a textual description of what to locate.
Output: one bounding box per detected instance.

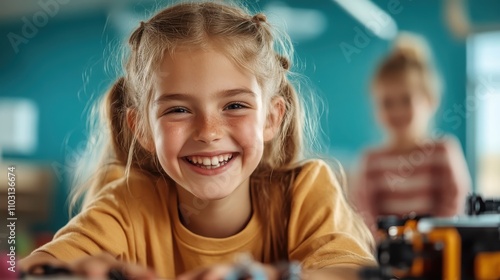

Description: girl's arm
[435,137,471,216]
[18,252,62,270]
[288,160,376,268]
[19,252,156,279]
[176,262,365,280]
[19,179,133,273]
[303,265,364,280]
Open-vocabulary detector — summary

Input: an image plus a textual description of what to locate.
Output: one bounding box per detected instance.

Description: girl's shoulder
[427,134,467,165]
[429,133,463,151]
[90,167,172,212]
[294,159,333,179]
[358,145,391,162]
[291,159,342,194]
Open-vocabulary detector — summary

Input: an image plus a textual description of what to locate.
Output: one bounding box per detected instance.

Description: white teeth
[211,156,219,165]
[187,153,233,167]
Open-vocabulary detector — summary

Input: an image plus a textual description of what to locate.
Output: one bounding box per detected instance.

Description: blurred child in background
[353,33,471,236]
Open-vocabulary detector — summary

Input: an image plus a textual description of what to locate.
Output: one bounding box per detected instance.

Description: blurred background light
[264,1,328,42]
[0,98,38,157]
[333,0,398,40]
[467,31,500,197]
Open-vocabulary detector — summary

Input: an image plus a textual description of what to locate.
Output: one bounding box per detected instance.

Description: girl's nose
[193,116,222,143]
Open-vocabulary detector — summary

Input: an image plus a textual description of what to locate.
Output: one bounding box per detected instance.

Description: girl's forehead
[158,44,241,72]
[375,70,424,92]
[152,46,264,98]
[160,40,262,75]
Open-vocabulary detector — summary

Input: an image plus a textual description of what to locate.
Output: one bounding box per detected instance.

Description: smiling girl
[20,2,375,279]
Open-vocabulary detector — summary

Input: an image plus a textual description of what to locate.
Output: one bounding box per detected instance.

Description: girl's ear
[126,108,155,153]
[264,96,286,142]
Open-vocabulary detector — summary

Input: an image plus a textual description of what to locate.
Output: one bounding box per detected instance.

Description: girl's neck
[388,132,428,152]
[176,180,252,238]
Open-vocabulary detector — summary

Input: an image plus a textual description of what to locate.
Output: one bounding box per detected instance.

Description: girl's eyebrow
[153,88,257,105]
[219,88,257,98]
[153,93,191,105]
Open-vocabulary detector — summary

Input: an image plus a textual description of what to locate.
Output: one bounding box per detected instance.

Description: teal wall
[1,11,117,231]
[1,0,499,232]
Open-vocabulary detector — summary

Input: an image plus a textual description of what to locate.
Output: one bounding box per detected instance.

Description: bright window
[467,31,500,197]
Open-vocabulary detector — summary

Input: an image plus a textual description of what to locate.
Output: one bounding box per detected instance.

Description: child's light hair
[70,1,374,260]
[373,32,443,106]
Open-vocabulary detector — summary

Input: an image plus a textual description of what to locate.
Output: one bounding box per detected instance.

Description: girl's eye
[382,99,393,109]
[225,102,247,110]
[401,95,411,106]
[165,107,189,114]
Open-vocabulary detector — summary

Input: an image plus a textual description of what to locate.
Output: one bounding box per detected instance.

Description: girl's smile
[183,151,236,175]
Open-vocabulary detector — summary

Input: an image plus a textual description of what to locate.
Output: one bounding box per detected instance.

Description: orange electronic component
[474,252,500,279]
[360,195,500,280]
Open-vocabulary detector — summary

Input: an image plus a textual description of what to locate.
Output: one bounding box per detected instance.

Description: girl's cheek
[163,124,186,138]
[157,117,190,134]
[231,117,264,150]
[154,123,187,151]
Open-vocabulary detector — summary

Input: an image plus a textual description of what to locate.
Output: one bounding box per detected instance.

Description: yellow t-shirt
[35,160,375,278]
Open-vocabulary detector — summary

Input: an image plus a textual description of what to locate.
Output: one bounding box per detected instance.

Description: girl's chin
[189,187,236,201]
[388,127,411,135]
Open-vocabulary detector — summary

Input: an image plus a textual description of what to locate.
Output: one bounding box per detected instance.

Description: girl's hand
[176,261,361,280]
[176,262,279,280]
[69,253,156,279]
[23,253,157,280]
[176,254,302,280]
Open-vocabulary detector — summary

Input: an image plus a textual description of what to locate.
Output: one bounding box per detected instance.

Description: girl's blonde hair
[70,1,374,261]
[373,32,443,105]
